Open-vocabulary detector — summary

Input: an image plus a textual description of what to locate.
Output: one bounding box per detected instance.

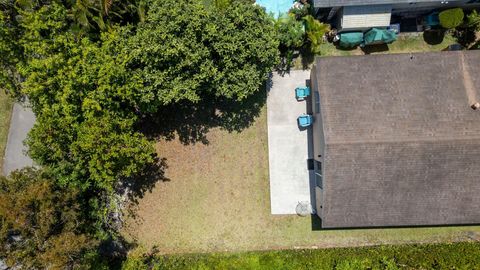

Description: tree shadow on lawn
[118,157,170,205]
[423,29,446,45]
[113,86,268,257]
[361,44,389,54]
[138,87,267,145]
[300,46,316,70]
[101,158,170,261]
[120,83,267,232]
[452,28,478,48]
[276,47,315,76]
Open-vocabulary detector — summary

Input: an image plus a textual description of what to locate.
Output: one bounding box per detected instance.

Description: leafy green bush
[275,14,305,50]
[439,8,465,29]
[122,242,480,269]
[467,10,480,31]
[0,7,23,97]
[303,15,330,54]
[0,168,100,269]
[202,0,232,11]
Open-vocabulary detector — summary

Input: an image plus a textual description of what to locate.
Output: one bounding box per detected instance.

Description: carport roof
[314,51,480,228]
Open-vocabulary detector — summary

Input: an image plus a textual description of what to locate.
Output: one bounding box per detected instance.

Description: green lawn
[293,32,457,69]
[123,242,480,269]
[0,91,13,173]
[322,33,456,56]
[123,103,480,254]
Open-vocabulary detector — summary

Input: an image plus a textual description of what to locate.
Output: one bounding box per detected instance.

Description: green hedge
[122,242,480,270]
[439,8,465,29]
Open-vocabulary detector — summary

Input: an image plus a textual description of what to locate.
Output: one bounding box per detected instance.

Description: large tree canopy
[17,3,155,191]
[0,8,22,96]
[128,0,279,106]
[1,0,278,240]
[9,0,278,195]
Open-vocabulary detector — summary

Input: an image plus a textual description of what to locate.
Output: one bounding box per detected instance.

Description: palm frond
[102,0,113,15]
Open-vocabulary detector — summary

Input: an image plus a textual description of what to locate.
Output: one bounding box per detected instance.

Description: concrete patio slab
[267,70,314,215]
[3,102,35,176]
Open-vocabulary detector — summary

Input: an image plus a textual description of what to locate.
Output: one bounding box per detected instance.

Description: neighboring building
[310,51,480,228]
[313,0,480,32]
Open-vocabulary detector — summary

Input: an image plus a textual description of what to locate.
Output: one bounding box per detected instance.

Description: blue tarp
[425,12,440,27]
[363,28,397,45]
[339,32,364,48]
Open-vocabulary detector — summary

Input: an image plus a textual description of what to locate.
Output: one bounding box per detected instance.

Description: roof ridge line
[326,136,480,145]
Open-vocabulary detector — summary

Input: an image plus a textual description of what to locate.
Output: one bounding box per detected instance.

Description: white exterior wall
[340,5,392,32]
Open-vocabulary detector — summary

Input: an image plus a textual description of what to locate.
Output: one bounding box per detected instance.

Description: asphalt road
[2,102,35,176]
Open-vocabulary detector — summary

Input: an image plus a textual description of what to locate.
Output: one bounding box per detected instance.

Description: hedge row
[122,242,480,270]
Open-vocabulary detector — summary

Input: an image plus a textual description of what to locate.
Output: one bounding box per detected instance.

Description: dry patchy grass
[123,105,480,254]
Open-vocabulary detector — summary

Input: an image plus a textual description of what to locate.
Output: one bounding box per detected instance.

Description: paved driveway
[3,102,35,176]
[267,70,314,215]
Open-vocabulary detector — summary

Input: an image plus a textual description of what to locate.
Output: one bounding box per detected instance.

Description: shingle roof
[315,51,480,228]
[313,0,458,8]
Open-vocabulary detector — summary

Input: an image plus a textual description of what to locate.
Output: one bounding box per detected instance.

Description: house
[310,51,480,228]
[313,0,480,32]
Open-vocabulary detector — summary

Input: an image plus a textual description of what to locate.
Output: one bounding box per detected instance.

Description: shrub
[439,8,465,29]
[276,13,305,50]
[303,15,330,54]
[124,243,480,269]
[467,10,480,30]
[123,243,480,270]
[0,169,99,269]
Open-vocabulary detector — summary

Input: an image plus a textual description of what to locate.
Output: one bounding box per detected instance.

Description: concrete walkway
[3,102,35,176]
[267,70,314,215]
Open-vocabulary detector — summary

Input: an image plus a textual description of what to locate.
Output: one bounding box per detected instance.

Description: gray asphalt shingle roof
[315,51,480,228]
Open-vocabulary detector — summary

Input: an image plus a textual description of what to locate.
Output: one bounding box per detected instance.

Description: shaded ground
[137,90,267,146]
[0,92,13,174]
[123,94,480,254]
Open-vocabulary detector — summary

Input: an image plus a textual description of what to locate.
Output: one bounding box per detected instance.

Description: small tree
[0,168,99,269]
[303,15,330,54]
[276,13,305,50]
[439,8,465,29]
